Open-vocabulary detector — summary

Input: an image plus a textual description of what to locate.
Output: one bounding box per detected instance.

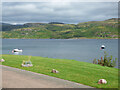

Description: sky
[2,2,118,24]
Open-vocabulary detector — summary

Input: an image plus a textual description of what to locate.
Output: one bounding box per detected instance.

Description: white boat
[12,49,23,52]
[101,45,105,49]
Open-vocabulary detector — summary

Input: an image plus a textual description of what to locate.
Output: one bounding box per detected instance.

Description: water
[2,39,118,68]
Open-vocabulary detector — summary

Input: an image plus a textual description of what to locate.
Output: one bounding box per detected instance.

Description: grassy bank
[2,54,118,88]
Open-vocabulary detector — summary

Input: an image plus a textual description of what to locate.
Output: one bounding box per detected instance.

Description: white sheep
[98,79,107,84]
[0,59,5,62]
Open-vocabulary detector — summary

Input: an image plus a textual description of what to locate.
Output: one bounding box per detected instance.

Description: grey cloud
[2,2,118,24]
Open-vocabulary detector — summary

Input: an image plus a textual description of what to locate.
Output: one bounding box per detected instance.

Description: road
[1,65,94,88]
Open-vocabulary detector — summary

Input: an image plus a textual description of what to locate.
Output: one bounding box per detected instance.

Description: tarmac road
[1,65,94,88]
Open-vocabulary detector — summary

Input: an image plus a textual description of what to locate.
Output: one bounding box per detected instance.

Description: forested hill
[1,18,119,39]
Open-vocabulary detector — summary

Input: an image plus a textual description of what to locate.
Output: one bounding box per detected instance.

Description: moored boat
[101,45,105,49]
[12,49,23,52]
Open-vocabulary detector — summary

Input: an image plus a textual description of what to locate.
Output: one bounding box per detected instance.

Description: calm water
[2,39,118,68]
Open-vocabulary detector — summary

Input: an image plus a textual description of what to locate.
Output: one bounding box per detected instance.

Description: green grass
[2,54,118,88]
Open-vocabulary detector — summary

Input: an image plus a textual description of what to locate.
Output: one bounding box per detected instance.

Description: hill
[1,18,118,39]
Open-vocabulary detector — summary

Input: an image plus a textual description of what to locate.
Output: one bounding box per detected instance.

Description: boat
[12,49,23,52]
[101,45,105,49]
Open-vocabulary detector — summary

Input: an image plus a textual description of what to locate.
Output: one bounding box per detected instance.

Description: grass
[1,54,118,88]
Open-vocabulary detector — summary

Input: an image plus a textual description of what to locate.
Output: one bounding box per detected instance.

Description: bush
[93,51,117,67]
[22,56,32,65]
[93,58,97,64]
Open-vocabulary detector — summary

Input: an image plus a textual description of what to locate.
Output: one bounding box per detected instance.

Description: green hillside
[1,18,119,39]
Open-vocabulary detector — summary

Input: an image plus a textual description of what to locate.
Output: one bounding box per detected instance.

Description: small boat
[101,45,105,49]
[12,49,23,52]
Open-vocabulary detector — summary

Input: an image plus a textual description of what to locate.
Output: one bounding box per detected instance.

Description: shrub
[93,58,97,64]
[93,51,117,67]
[22,56,32,65]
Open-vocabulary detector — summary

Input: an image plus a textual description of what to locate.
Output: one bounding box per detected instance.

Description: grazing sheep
[51,69,59,73]
[0,59,5,62]
[98,79,107,84]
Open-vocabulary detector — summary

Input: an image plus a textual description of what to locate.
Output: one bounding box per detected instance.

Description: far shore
[2,37,119,40]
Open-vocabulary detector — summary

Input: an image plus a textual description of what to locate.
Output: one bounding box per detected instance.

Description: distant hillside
[1,23,29,31]
[48,22,64,24]
[1,18,119,39]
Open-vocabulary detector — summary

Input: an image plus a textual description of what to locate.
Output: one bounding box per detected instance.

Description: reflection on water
[13,52,22,55]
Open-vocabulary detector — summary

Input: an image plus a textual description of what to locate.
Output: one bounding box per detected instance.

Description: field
[1,54,118,88]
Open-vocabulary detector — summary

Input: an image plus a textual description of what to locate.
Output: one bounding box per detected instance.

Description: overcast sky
[2,2,118,24]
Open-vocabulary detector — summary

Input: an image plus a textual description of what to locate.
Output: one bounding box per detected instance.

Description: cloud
[2,2,118,24]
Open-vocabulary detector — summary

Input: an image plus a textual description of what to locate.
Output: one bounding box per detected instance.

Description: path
[2,65,94,88]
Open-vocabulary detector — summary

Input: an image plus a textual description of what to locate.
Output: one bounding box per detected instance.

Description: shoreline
[2,38,118,40]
